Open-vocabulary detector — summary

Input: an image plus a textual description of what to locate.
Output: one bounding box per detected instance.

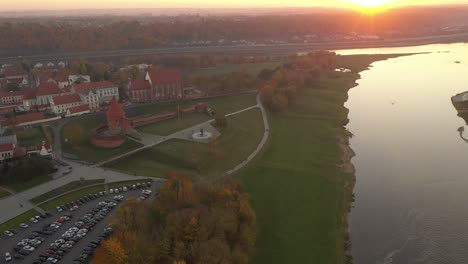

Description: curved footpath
[224,94,269,175]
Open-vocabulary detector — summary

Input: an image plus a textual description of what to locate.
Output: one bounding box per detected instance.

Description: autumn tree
[214,112,227,127]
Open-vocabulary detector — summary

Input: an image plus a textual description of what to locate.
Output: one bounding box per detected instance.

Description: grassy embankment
[0,209,41,233]
[37,179,151,211]
[30,179,105,204]
[237,54,408,264]
[108,108,264,177]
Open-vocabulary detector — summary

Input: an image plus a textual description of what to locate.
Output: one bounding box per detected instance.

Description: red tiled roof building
[128,68,182,102]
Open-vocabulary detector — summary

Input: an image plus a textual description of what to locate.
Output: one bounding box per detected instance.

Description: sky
[1,0,468,11]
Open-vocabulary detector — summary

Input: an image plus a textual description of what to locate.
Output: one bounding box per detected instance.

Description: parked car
[19,223,29,229]
[4,252,12,262]
[4,230,14,237]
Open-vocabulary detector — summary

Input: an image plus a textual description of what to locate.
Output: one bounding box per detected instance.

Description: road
[0,181,161,264]
[2,32,468,63]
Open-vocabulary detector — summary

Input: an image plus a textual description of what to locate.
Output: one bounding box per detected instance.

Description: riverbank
[238,54,411,264]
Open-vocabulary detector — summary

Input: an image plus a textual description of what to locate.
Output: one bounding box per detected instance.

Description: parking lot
[0,181,161,263]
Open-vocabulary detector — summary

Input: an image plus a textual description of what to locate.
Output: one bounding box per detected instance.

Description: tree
[271,94,289,113]
[102,238,128,264]
[214,112,227,127]
[4,83,20,91]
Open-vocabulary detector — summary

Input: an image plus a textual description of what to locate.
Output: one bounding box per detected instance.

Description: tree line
[259,51,337,112]
[94,173,256,264]
[0,10,454,55]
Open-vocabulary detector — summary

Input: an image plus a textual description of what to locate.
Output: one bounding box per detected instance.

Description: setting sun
[351,0,395,7]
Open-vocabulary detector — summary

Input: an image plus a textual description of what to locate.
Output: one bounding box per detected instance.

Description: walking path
[224,94,270,175]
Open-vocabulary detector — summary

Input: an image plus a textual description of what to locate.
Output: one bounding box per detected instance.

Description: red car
[56,219,65,223]
[46,249,55,254]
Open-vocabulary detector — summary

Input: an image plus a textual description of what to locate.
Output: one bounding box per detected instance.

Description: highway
[2,32,468,63]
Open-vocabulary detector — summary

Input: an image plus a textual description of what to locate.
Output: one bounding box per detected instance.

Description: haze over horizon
[2,0,468,12]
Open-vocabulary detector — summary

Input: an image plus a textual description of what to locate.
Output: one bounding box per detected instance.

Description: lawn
[0,209,41,233]
[189,61,283,77]
[236,54,406,264]
[38,185,105,211]
[16,124,53,146]
[61,94,256,162]
[5,175,52,193]
[61,115,143,163]
[139,113,210,136]
[108,108,265,178]
[132,92,257,117]
[0,189,10,199]
[30,179,105,204]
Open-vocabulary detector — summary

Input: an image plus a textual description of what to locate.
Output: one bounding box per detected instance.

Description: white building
[72,81,119,109]
[50,93,84,115]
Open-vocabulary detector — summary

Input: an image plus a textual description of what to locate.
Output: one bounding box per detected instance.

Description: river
[339,43,468,264]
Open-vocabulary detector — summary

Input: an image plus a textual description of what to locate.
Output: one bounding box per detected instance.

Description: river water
[339,43,468,264]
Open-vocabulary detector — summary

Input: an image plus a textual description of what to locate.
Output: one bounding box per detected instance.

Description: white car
[19,223,29,229]
[109,189,114,194]
[23,245,35,251]
[56,206,63,212]
[123,186,128,192]
[30,217,38,223]
[4,230,13,237]
[4,252,11,262]
[47,258,58,263]
[70,205,79,211]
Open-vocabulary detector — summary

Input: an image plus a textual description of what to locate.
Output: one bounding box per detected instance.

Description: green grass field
[16,125,53,146]
[6,175,52,193]
[189,61,283,77]
[134,92,257,116]
[237,54,405,264]
[139,113,210,136]
[30,179,105,204]
[0,189,10,199]
[0,209,40,233]
[108,108,264,178]
[61,94,256,162]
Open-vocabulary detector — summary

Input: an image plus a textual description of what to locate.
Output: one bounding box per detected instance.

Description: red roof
[68,105,90,114]
[147,69,182,85]
[130,80,151,91]
[13,147,27,158]
[107,98,125,119]
[52,94,82,106]
[5,71,26,78]
[73,81,116,94]
[0,90,24,98]
[23,89,37,100]
[36,82,62,97]
[0,143,14,152]
[6,77,26,84]
[14,112,45,124]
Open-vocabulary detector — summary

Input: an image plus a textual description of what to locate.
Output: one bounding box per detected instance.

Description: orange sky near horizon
[1,0,468,11]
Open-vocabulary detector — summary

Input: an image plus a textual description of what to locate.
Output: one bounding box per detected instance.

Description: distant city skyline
[1,0,468,11]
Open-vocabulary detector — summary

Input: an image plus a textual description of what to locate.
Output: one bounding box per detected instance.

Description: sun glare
[349,0,396,13]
